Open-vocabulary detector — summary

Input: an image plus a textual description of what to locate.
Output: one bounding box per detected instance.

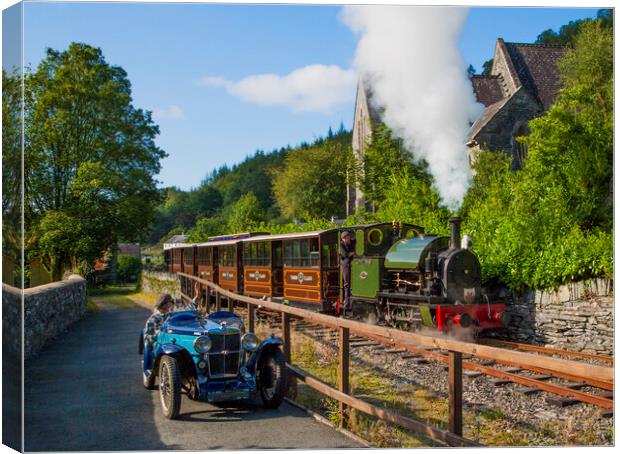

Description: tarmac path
[24,300,364,451]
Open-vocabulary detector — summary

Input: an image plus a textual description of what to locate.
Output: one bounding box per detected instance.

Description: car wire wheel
[159,355,182,419]
[259,349,286,409]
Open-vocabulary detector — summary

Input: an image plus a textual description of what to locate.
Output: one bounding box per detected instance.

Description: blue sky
[14,2,600,190]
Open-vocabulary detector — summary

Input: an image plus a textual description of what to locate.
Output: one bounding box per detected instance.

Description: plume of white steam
[341,6,483,208]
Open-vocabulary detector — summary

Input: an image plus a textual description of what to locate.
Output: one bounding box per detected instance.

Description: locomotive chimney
[449,217,461,250]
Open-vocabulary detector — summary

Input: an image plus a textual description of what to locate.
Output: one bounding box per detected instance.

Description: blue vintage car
[139,309,286,419]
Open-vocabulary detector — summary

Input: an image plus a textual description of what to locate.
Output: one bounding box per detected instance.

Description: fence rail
[177,272,613,446]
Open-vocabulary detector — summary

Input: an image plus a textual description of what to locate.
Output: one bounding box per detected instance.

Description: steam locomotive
[164,218,508,333]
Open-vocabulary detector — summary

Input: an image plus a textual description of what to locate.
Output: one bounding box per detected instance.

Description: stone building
[468,39,566,169]
[346,38,566,216]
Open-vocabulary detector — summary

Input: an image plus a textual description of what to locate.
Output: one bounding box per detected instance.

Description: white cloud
[196,64,356,114]
[153,105,184,120]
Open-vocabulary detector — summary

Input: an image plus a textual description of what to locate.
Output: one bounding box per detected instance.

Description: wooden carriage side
[163,249,171,273]
[215,240,243,294]
[281,229,339,309]
[242,234,284,298]
[171,246,184,274]
[211,232,268,294]
[195,243,218,284]
[183,245,197,277]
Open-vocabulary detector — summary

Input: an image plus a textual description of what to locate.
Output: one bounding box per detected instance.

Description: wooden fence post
[247,304,255,333]
[282,312,295,396]
[215,292,221,312]
[338,326,350,428]
[448,350,463,436]
[282,312,291,364]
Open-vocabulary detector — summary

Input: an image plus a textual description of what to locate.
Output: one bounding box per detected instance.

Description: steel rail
[478,339,614,365]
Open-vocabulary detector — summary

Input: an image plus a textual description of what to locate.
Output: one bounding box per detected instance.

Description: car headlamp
[193,335,212,353]
[241,333,259,352]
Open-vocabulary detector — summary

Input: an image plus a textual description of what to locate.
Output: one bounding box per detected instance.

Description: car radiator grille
[208,331,241,377]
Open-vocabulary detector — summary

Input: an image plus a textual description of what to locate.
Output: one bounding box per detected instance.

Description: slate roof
[470,75,505,107]
[468,94,512,140]
[503,42,566,110]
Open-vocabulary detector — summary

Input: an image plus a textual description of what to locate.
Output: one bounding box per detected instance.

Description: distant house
[118,242,141,258]
[346,38,566,215]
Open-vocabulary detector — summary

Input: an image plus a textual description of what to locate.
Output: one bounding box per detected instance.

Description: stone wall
[140,271,181,299]
[3,274,88,358]
[500,278,613,355]
[2,283,22,358]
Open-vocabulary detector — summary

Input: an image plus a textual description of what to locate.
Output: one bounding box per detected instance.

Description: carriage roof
[240,229,339,243]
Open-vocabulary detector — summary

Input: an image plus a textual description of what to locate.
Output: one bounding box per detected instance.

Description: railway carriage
[280,230,340,310]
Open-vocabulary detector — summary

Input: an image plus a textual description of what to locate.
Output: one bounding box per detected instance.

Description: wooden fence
[177,272,613,447]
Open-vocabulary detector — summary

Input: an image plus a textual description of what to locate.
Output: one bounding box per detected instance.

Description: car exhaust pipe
[449,217,461,250]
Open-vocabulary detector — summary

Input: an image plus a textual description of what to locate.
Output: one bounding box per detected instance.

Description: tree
[272,138,349,220]
[24,43,166,280]
[467,64,476,76]
[481,59,493,76]
[375,170,450,235]
[535,9,612,46]
[2,69,27,269]
[187,215,227,242]
[359,124,430,207]
[226,192,264,233]
[117,254,142,283]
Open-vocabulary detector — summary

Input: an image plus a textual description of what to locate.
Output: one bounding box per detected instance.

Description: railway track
[477,338,613,365]
[244,307,614,414]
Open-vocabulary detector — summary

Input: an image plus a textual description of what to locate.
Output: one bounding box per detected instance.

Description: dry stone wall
[2,284,22,358]
[500,278,613,355]
[2,274,87,358]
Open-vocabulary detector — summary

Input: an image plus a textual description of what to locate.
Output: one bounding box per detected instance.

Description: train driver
[340,231,355,311]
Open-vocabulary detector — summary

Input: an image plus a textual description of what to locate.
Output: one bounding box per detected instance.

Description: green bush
[116,254,142,283]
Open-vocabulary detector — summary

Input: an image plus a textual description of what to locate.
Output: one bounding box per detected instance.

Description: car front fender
[152,343,199,380]
[246,337,283,374]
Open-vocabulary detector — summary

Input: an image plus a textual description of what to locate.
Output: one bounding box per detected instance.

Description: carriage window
[300,240,309,266]
[197,248,208,266]
[284,241,292,267]
[309,239,319,267]
[184,248,194,265]
[321,242,338,268]
[273,243,283,267]
[219,245,236,267]
[256,242,263,266]
[260,242,271,267]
